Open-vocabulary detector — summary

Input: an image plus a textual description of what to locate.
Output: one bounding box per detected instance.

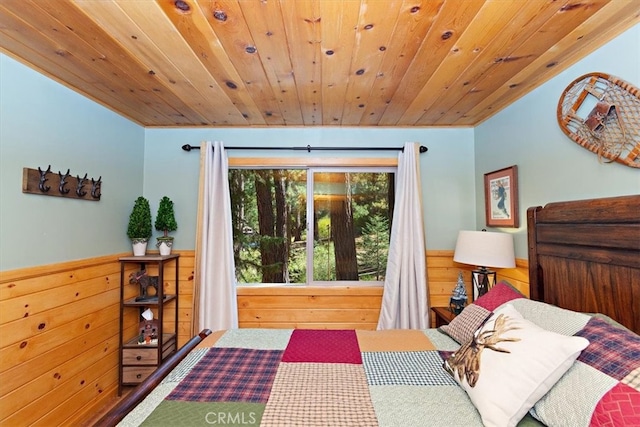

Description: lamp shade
[453,230,516,269]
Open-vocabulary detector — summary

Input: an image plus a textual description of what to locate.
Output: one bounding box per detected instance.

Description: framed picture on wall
[484,165,519,228]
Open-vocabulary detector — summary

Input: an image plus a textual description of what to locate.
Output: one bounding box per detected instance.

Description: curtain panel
[377,142,429,330]
[192,141,238,335]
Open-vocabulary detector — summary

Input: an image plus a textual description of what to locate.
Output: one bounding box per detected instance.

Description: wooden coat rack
[22,165,102,201]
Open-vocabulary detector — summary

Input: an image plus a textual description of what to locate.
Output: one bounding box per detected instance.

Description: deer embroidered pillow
[444,304,589,427]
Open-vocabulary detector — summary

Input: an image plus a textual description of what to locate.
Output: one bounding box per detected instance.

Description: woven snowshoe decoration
[557,72,640,168]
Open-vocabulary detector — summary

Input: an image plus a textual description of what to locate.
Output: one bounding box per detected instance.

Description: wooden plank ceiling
[0,0,638,127]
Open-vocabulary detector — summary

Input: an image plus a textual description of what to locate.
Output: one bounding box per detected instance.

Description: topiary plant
[127,196,152,242]
[154,196,177,238]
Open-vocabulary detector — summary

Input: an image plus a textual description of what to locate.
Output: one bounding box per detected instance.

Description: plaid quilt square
[167,347,283,403]
[439,304,491,344]
[261,362,378,426]
[576,317,640,380]
[282,329,362,363]
[623,367,640,392]
[362,351,457,386]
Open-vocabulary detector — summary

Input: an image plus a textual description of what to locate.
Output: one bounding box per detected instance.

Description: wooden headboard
[527,194,640,334]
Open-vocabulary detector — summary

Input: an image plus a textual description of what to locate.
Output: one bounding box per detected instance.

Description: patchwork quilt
[118,289,639,427]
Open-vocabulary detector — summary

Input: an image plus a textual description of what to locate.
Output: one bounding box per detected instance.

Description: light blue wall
[475,23,640,258]
[2,23,637,270]
[0,54,144,270]
[0,50,475,271]
[143,127,476,251]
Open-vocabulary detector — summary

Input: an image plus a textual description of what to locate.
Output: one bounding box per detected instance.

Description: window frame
[228,156,398,288]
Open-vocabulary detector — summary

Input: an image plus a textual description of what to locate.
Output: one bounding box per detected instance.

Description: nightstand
[432,306,457,327]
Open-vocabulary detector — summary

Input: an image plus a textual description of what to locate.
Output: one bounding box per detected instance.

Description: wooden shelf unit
[118,253,179,394]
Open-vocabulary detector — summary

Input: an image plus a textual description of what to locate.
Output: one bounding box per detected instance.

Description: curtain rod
[181,144,427,153]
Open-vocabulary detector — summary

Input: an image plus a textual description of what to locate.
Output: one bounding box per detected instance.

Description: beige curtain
[377,142,429,330]
[191,141,238,335]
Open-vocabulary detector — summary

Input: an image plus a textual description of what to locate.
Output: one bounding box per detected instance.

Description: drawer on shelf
[122,366,156,384]
[162,340,176,359]
[122,347,158,365]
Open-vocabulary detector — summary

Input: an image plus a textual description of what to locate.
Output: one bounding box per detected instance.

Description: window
[229,167,395,285]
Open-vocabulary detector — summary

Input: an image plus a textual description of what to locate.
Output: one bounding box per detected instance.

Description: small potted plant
[127,196,153,256]
[154,196,177,256]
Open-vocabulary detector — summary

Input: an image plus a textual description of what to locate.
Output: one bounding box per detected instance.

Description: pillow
[444,304,589,427]
[439,280,524,344]
[508,297,591,336]
[473,280,525,311]
[439,304,491,344]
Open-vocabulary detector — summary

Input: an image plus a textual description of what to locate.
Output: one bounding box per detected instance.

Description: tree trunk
[330,173,358,280]
[273,170,289,283]
[387,172,395,231]
[255,170,282,283]
[228,170,244,269]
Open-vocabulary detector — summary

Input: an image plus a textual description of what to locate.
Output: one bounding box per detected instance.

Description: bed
[96,194,640,427]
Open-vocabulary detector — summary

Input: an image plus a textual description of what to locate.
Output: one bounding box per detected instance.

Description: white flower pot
[132,240,148,256]
[157,238,173,256]
[158,241,172,256]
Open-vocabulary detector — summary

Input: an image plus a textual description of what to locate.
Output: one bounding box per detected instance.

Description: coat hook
[76,173,88,197]
[58,169,70,194]
[38,165,51,192]
[91,176,102,199]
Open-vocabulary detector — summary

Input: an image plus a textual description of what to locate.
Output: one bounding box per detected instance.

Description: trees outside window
[229,167,394,285]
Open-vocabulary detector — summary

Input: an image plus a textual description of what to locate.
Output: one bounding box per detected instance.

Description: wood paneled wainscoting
[237,286,383,329]
[0,251,195,426]
[0,255,122,426]
[236,251,529,330]
[0,250,526,425]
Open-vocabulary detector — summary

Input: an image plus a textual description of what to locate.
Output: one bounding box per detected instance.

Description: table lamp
[453,230,515,300]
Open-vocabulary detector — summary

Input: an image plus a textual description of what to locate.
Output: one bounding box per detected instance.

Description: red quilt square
[590,383,640,426]
[282,329,362,364]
